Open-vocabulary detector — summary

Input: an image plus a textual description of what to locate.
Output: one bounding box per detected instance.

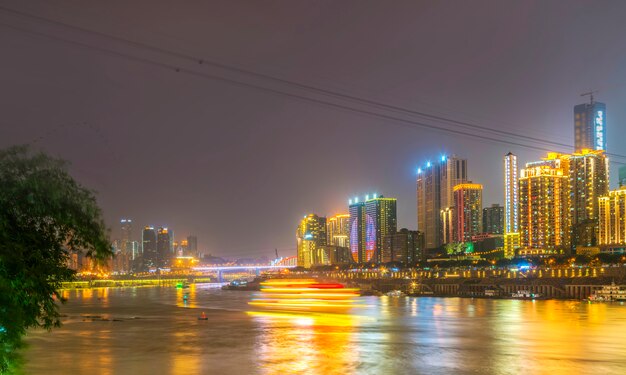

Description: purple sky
[1,1,625,258]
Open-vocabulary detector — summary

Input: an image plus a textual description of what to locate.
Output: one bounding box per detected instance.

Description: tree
[0,146,111,373]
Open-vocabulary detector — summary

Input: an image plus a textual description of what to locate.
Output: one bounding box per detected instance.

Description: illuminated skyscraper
[417,154,467,249]
[349,194,397,263]
[296,214,327,268]
[157,227,173,268]
[365,196,397,263]
[599,186,626,247]
[504,152,520,258]
[327,214,350,248]
[574,98,606,152]
[519,160,568,252]
[483,204,504,235]
[142,226,157,268]
[562,149,609,250]
[453,183,483,242]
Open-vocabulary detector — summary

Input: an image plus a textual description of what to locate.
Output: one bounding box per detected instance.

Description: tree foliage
[0,146,111,373]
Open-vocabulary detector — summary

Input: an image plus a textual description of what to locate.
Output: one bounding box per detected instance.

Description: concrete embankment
[323,266,626,299]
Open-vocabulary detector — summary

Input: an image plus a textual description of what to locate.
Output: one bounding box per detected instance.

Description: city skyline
[2,1,626,259]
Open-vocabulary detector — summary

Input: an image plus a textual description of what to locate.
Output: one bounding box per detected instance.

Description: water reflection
[250,311,360,374]
[22,288,626,375]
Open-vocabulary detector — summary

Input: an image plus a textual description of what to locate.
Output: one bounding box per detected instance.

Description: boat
[386,290,405,297]
[511,290,542,299]
[198,312,208,320]
[248,279,364,313]
[222,277,264,291]
[588,282,626,302]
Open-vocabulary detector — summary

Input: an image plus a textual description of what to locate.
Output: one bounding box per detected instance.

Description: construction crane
[580,90,599,104]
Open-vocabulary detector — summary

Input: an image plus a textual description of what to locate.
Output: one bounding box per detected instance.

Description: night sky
[2,1,626,259]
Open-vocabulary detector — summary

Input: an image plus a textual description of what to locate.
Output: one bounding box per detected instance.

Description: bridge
[191,265,296,271]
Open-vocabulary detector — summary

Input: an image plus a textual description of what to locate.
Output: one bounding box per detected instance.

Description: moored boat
[588,282,626,302]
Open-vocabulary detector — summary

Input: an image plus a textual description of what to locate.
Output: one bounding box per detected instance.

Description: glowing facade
[519,161,568,251]
[349,195,397,263]
[453,183,483,242]
[349,200,366,263]
[503,152,519,258]
[599,187,626,246]
[440,207,455,244]
[327,214,350,248]
[417,154,467,249]
[365,196,397,263]
[296,214,327,268]
[574,100,606,152]
[562,149,609,249]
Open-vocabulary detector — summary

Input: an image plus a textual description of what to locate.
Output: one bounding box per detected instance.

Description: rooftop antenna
[581,90,598,105]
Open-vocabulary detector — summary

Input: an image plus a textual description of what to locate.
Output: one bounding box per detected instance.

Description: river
[22,284,626,374]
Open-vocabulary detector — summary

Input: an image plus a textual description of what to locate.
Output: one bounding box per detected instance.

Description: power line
[2,4,623,160]
[1,8,624,164]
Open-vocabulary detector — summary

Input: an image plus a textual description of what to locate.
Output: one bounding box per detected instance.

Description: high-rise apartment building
[453,183,483,242]
[382,228,424,264]
[519,161,568,251]
[574,98,606,152]
[417,155,467,249]
[296,214,327,268]
[327,214,350,248]
[483,204,504,235]
[142,226,157,268]
[365,196,397,263]
[562,149,609,249]
[599,186,626,247]
[349,194,397,263]
[157,227,173,268]
[620,166,626,187]
[503,152,520,258]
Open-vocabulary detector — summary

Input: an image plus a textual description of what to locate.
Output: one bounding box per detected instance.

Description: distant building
[326,214,350,248]
[453,183,483,243]
[620,165,626,187]
[382,228,424,264]
[519,158,568,252]
[120,219,133,255]
[187,235,198,257]
[483,204,504,235]
[296,214,327,268]
[574,98,606,152]
[319,245,353,265]
[504,152,520,258]
[599,186,626,248]
[141,226,157,268]
[417,155,467,250]
[157,227,173,268]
